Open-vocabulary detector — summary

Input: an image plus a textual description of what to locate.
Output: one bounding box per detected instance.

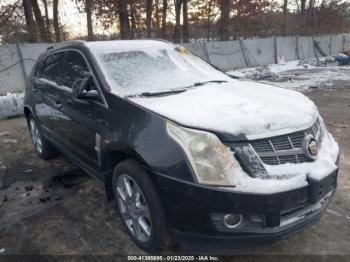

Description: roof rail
[45,40,86,51]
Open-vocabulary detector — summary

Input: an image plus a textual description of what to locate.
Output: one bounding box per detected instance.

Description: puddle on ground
[0,169,89,209]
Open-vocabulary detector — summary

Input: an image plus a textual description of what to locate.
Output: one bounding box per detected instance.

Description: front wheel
[112,159,170,252]
[28,116,58,160]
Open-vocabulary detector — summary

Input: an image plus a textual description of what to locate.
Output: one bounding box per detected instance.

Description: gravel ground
[0,80,349,260]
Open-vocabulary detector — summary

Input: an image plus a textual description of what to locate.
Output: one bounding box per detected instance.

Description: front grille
[250,119,324,165]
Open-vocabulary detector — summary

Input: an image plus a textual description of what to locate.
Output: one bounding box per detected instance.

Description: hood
[130,80,318,140]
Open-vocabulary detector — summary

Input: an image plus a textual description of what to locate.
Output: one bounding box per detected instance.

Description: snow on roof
[85,40,173,54]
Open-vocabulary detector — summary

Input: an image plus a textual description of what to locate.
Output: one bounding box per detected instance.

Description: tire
[27,115,59,160]
[112,159,170,252]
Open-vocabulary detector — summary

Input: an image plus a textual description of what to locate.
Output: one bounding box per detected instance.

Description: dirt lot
[0,83,350,258]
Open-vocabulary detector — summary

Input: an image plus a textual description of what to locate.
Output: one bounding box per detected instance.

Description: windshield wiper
[127,80,227,98]
[127,89,187,98]
[193,80,227,86]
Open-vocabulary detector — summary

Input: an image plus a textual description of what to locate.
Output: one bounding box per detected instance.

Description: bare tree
[155,0,160,32]
[206,0,215,40]
[174,0,182,43]
[31,0,50,41]
[22,0,38,42]
[129,0,137,37]
[0,1,21,33]
[42,0,51,41]
[219,0,230,41]
[86,0,94,40]
[283,0,288,14]
[53,0,60,42]
[161,0,167,38]
[119,0,131,39]
[182,0,189,42]
[300,0,306,13]
[146,0,152,37]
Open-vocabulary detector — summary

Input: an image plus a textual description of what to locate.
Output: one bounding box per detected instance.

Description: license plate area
[308,169,338,203]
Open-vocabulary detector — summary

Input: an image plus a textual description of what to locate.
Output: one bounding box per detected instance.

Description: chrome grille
[250,119,324,165]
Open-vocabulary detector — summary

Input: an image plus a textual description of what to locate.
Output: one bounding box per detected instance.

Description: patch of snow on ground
[0,92,24,120]
[227,58,350,91]
[227,60,315,80]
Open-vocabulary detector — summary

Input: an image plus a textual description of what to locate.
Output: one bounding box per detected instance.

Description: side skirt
[44,133,105,185]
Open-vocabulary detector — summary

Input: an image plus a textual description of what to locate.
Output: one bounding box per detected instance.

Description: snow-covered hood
[131,80,318,139]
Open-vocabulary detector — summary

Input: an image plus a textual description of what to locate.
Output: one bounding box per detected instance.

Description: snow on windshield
[91,45,230,97]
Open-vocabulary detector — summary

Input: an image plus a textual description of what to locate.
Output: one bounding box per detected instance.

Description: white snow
[221,129,338,194]
[327,209,343,218]
[264,131,339,181]
[227,58,350,91]
[227,60,314,79]
[89,40,231,97]
[0,92,24,120]
[85,40,171,54]
[132,80,318,139]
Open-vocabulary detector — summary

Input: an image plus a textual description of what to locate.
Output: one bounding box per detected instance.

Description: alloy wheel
[29,119,43,154]
[116,174,152,243]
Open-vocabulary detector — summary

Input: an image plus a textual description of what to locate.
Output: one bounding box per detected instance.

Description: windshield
[92,46,231,97]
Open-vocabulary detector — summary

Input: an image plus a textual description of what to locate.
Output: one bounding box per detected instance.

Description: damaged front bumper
[155,168,338,249]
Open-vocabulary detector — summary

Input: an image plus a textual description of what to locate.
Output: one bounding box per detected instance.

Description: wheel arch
[103,146,153,202]
[23,105,32,119]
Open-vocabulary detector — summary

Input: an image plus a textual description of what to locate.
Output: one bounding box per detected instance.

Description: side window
[62,51,93,89]
[41,52,65,85]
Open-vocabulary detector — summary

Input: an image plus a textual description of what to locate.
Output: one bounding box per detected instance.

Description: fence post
[198,40,211,63]
[295,36,300,60]
[15,33,27,84]
[202,41,211,63]
[239,38,249,67]
[329,35,333,55]
[273,37,278,64]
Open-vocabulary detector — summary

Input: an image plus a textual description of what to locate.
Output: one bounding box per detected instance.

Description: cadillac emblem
[302,134,319,159]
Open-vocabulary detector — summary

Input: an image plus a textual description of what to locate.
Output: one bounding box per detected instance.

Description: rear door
[33,51,66,138]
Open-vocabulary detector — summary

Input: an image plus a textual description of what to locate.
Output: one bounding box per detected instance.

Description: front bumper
[155,168,338,248]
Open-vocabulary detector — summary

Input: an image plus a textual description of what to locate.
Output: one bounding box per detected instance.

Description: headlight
[166,121,240,186]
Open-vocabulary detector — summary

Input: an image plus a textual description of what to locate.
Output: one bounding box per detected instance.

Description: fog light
[223,214,243,228]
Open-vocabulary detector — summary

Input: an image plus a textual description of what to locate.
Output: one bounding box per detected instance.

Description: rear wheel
[112,159,170,252]
[28,116,58,159]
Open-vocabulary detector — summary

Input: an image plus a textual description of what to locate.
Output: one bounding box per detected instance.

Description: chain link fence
[184,34,350,71]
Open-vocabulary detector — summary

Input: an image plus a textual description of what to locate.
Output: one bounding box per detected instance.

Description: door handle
[55,101,62,108]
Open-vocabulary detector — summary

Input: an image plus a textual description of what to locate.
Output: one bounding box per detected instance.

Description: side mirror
[72,77,99,99]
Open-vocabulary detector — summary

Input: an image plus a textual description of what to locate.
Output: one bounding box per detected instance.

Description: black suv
[24,40,339,252]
